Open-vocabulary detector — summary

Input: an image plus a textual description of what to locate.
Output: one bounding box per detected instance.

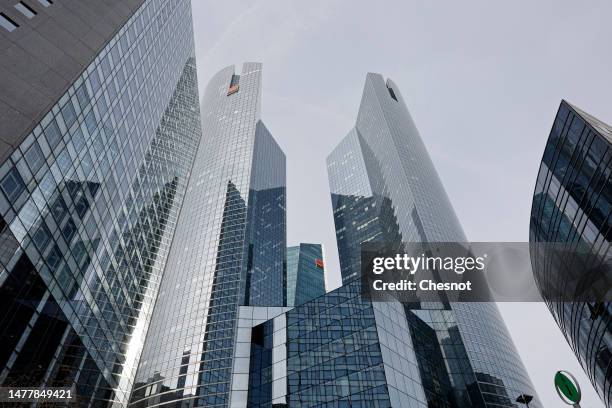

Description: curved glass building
[530,100,612,407]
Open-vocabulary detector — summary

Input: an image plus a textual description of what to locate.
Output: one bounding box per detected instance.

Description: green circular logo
[554,371,581,405]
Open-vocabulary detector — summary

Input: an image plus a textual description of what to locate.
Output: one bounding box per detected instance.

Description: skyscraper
[129,63,287,407]
[327,73,540,407]
[530,100,611,407]
[286,243,326,307]
[0,0,201,406]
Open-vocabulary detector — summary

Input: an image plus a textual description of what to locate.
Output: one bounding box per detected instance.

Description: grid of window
[0,0,201,405]
[247,319,275,406]
[248,280,393,408]
[286,246,300,307]
[245,121,287,307]
[327,128,404,285]
[372,301,426,408]
[229,306,290,407]
[131,63,287,407]
[286,243,326,307]
[530,100,612,406]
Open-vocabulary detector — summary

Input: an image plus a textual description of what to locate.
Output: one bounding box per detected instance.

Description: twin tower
[130,63,539,407]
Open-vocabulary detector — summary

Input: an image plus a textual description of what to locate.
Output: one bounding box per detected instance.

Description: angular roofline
[562,99,612,144]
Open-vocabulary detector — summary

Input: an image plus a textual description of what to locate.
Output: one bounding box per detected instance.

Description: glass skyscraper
[530,100,611,407]
[129,63,287,407]
[286,243,326,307]
[0,0,201,406]
[326,73,540,407]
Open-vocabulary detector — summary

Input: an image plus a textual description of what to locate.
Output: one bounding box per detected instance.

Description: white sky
[190,1,611,406]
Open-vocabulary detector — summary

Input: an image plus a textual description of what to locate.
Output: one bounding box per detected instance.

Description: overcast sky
[190,1,611,406]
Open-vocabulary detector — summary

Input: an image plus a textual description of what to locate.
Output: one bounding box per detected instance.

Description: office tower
[325,73,539,407]
[286,243,326,306]
[530,100,612,406]
[130,63,287,407]
[0,0,201,405]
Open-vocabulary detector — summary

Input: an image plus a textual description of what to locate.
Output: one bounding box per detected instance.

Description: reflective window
[1,167,25,202]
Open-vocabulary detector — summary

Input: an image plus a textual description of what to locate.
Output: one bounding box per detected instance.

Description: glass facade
[232,306,291,408]
[286,243,326,307]
[245,122,287,307]
[130,63,287,407]
[327,73,540,407]
[328,128,403,285]
[530,100,612,406]
[238,276,427,408]
[252,280,393,408]
[0,0,201,406]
